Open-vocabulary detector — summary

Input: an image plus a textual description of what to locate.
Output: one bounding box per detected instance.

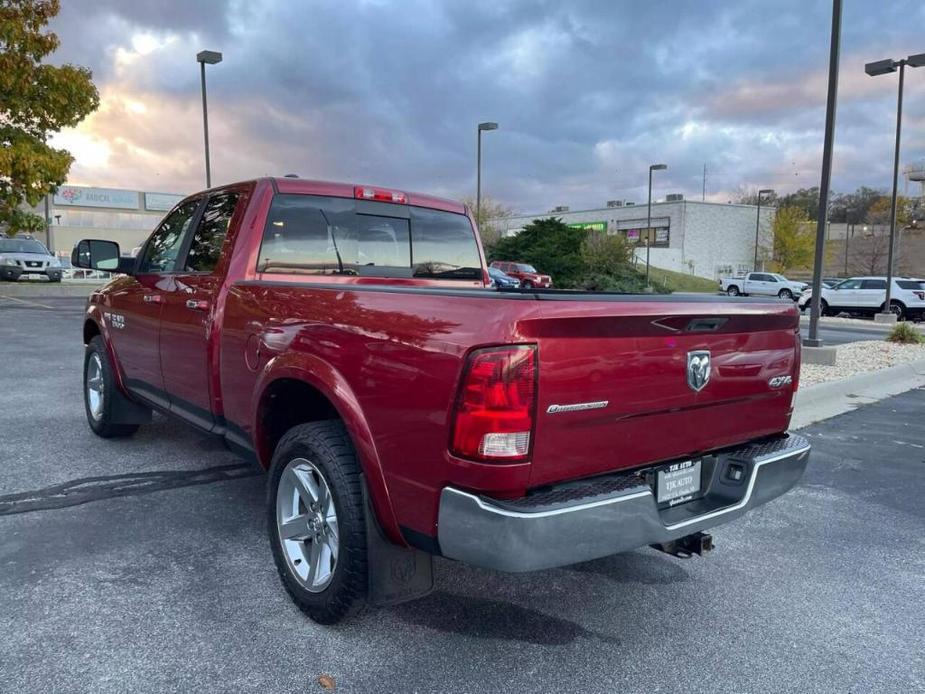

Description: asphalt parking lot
[1,295,924,693]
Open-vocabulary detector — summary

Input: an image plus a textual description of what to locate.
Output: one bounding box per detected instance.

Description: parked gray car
[0,236,63,282]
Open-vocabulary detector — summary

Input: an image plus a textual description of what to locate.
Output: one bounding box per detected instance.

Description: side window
[410,207,481,280]
[861,279,886,290]
[138,199,201,273]
[837,279,862,290]
[185,193,240,272]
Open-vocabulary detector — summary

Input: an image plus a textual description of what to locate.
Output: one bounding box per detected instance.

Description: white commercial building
[24,184,185,255]
[494,198,776,280]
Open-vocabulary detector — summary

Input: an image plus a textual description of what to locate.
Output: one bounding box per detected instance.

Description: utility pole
[805,0,842,348]
[702,164,706,201]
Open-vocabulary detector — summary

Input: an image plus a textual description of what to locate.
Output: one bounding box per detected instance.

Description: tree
[770,206,814,272]
[0,0,99,235]
[490,217,587,288]
[461,195,512,250]
[580,229,633,276]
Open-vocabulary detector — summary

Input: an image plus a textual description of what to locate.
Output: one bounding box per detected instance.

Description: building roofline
[501,198,769,220]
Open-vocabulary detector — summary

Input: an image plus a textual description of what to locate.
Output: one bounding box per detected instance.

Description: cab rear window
[257,194,481,280]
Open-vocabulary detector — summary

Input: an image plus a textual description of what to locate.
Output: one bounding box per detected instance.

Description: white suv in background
[799,276,925,321]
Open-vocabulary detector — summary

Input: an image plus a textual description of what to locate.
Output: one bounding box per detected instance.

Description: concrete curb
[791,357,925,429]
[0,281,102,298]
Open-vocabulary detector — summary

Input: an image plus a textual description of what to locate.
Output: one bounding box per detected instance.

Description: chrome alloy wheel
[86,352,105,421]
[276,458,339,593]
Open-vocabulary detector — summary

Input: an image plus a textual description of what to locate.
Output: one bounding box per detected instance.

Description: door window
[835,279,862,290]
[184,193,240,273]
[138,199,201,273]
[860,279,887,290]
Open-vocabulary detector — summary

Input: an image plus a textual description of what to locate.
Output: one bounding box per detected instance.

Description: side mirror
[72,239,132,274]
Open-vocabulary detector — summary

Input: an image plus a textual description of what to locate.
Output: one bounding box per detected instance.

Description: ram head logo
[686,351,711,392]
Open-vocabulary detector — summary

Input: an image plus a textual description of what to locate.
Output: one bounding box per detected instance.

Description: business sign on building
[144,192,184,212]
[54,185,139,209]
[567,221,607,232]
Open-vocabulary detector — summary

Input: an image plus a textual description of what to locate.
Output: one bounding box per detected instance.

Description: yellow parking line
[0,294,56,309]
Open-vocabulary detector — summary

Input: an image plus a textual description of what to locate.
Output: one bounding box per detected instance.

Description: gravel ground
[801,339,925,386]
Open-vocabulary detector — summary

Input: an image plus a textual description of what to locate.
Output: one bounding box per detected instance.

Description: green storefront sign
[567,221,607,232]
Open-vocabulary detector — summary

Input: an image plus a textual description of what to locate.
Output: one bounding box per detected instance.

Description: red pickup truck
[73,177,809,623]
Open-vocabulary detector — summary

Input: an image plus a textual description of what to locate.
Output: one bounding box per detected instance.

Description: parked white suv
[719,272,808,300]
[798,276,925,321]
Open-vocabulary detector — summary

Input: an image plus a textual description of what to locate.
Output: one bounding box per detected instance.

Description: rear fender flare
[253,351,403,545]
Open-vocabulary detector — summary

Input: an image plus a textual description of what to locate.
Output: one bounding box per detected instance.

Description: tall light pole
[805,0,841,348]
[476,122,498,225]
[197,50,223,188]
[864,52,924,320]
[753,189,774,271]
[646,163,667,286]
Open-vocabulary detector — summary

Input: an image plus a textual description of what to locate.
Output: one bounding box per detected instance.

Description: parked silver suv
[0,235,63,282]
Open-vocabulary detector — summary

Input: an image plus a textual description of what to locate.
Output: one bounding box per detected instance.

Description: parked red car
[73,177,808,624]
[490,260,552,288]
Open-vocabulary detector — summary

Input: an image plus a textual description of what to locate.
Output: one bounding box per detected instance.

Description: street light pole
[476,122,498,225]
[864,52,924,320]
[646,163,667,287]
[753,189,774,271]
[805,0,842,348]
[196,50,223,188]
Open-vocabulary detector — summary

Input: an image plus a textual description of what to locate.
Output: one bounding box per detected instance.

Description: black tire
[883,300,906,321]
[819,299,831,317]
[84,336,139,438]
[48,276,62,283]
[778,288,793,301]
[523,280,534,289]
[267,421,368,624]
[726,285,740,296]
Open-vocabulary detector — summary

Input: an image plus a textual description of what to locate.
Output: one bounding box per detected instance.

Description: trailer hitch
[651,531,714,559]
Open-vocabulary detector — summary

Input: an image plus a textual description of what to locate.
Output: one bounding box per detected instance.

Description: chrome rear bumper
[437,434,810,572]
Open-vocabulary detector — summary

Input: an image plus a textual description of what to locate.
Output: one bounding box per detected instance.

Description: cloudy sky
[48,0,925,214]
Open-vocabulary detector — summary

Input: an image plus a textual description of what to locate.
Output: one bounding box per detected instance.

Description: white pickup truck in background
[719,272,808,300]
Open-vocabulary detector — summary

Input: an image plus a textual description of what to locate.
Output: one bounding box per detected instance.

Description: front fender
[83,303,130,396]
[252,351,404,545]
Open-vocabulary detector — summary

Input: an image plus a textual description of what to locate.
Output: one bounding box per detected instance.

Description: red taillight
[450,345,537,462]
[354,185,407,204]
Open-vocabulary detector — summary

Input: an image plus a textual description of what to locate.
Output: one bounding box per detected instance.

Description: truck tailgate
[517,300,800,487]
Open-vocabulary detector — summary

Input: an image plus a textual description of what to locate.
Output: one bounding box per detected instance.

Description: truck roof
[227,177,468,216]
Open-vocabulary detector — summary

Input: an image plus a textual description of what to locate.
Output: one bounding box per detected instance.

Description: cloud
[46,0,925,212]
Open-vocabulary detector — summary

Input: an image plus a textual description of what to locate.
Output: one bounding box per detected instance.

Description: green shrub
[886,321,924,345]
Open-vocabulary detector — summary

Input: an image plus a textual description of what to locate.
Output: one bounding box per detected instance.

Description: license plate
[656,459,702,506]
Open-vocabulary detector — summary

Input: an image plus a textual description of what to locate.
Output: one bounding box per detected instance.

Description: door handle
[143,294,163,304]
[186,299,209,311]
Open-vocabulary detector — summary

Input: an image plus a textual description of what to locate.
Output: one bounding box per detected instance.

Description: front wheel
[268,421,368,624]
[778,289,793,301]
[84,336,139,438]
[522,280,534,289]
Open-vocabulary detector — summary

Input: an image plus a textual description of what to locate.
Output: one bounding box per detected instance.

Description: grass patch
[886,321,925,345]
[645,266,719,293]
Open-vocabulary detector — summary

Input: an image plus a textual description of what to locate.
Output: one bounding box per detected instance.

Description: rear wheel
[268,421,368,624]
[726,285,740,296]
[883,301,906,321]
[778,288,793,301]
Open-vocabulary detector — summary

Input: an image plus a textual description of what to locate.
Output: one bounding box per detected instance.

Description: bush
[886,322,924,345]
[576,269,670,294]
[490,217,588,288]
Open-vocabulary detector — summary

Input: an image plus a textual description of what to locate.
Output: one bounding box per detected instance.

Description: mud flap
[363,485,434,608]
[111,387,152,425]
